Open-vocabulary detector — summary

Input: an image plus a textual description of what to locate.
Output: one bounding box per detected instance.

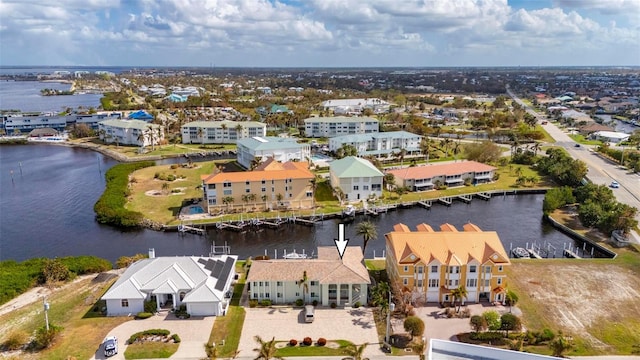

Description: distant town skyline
[1,0,638,67]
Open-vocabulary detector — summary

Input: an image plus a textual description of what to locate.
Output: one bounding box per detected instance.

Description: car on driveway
[103,336,118,357]
[610,181,620,188]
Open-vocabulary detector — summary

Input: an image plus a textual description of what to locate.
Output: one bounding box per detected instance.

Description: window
[403,278,408,285]
[265,281,269,286]
[306,191,313,197]
[416,279,423,287]
[253,282,258,287]
[498,265,503,272]
[328,285,337,300]
[265,293,270,298]
[121,299,129,307]
[467,278,477,287]
[261,180,266,184]
[469,265,477,273]
[277,293,282,298]
[444,294,450,302]
[484,279,490,286]
[179,291,186,301]
[310,281,317,286]
[497,277,503,285]
[484,266,492,273]
[431,265,438,273]
[245,188,250,193]
[259,281,263,286]
[223,182,232,188]
[295,292,299,296]
[404,266,408,272]
[262,187,266,192]
[223,190,232,195]
[276,281,282,286]
[449,266,460,274]
[245,181,250,185]
[311,292,317,298]
[353,185,359,190]
[340,284,349,301]
[363,185,369,190]
[417,266,424,274]
[428,279,439,288]
[448,279,459,287]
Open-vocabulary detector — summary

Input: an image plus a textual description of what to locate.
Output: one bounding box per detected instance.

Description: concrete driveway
[237,306,380,359]
[90,312,215,360]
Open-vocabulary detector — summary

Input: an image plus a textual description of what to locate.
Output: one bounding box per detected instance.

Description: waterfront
[0,80,102,112]
[0,144,585,264]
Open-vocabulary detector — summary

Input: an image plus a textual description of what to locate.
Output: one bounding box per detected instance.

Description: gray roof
[181,120,265,129]
[304,116,378,124]
[102,256,237,302]
[237,136,305,151]
[331,131,421,143]
[330,156,383,178]
[99,119,160,130]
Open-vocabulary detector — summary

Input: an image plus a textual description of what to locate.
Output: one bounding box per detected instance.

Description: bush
[31,324,63,350]
[128,329,171,344]
[330,302,337,308]
[470,331,504,342]
[289,339,297,346]
[317,338,327,346]
[303,337,312,346]
[136,312,153,319]
[260,299,272,307]
[312,300,318,306]
[144,300,157,313]
[403,316,425,338]
[353,301,361,308]
[2,330,29,350]
[171,334,181,343]
[295,299,304,307]
[249,299,258,308]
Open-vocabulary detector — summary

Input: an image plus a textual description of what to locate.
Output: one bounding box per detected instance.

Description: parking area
[237,306,380,357]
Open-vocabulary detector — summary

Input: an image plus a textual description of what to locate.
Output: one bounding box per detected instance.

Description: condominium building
[321,98,390,115]
[330,156,383,201]
[181,120,266,144]
[1,112,121,133]
[328,131,422,157]
[385,223,510,304]
[304,116,379,138]
[97,119,164,147]
[387,161,496,191]
[236,136,310,169]
[200,159,314,213]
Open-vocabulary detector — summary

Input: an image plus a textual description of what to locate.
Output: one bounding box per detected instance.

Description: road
[507,87,640,242]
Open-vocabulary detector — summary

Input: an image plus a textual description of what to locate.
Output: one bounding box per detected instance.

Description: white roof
[593,131,630,140]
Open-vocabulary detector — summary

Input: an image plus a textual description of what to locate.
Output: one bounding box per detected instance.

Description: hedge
[94,161,154,227]
[128,329,171,344]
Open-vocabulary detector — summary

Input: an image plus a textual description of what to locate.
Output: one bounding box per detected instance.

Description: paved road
[507,87,640,242]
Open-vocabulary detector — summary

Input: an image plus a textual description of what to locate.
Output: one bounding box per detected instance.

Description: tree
[482,310,501,331]
[383,173,396,191]
[299,270,309,304]
[197,127,205,145]
[222,196,235,212]
[470,315,487,333]
[309,176,319,208]
[463,141,502,164]
[370,282,390,316]
[451,286,468,312]
[505,290,519,313]
[355,221,377,257]
[542,186,575,215]
[41,258,70,285]
[335,144,357,159]
[403,316,425,340]
[500,313,522,337]
[410,339,426,360]
[342,343,368,360]
[252,335,282,360]
[549,331,573,357]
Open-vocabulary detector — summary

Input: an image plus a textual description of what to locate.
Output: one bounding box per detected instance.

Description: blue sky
[1,0,638,67]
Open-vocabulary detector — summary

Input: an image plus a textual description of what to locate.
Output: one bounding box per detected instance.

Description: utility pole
[43,297,50,331]
[385,290,395,343]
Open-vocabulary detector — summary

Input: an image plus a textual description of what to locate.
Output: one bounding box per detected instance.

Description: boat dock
[417,200,432,209]
[438,197,452,206]
[563,248,582,259]
[178,224,206,235]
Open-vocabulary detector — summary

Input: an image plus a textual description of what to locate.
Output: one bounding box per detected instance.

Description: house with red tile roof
[386,161,496,191]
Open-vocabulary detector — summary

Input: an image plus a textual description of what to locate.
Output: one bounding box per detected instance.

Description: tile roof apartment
[247,246,371,306]
[385,223,511,304]
[201,159,314,213]
[387,161,496,191]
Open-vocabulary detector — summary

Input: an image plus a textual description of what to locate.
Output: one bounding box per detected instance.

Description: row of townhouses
[1,112,122,133]
[328,131,422,156]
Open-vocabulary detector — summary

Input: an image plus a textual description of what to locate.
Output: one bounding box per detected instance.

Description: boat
[511,247,530,259]
[342,204,356,218]
[283,250,307,259]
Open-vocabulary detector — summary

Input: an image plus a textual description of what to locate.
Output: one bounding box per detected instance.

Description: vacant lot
[507,258,640,355]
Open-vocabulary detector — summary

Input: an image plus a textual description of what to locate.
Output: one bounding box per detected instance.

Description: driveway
[237,306,380,359]
[90,312,215,360]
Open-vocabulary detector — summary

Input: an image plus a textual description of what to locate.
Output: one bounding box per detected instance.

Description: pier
[417,200,432,209]
[456,195,473,203]
[475,192,491,201]
[178,224,206,235]
[563,248,582,259]
[438,197,452,206]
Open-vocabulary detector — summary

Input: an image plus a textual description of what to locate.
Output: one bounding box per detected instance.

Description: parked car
[574,143,581,147]
[304,305,315,323]
[610,181,620,188]
[103,336,118,357]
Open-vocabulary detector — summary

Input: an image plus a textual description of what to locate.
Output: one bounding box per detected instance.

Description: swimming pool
[188,206,205,214]
[310,154,333,161]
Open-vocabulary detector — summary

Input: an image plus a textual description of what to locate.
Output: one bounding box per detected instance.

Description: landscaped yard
[274,339,354,357]
[124,342,179,359]
[207,262,246,358]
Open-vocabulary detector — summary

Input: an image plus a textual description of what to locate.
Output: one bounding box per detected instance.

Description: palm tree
[261,194,268,210]
[137,131,145,149]
[235,124,244,139]
[452,285,468,313]
[222,196,235,212]
[420,137,432,164]
[356,221,377,257]
[342,343,368,360]
[309,176,319,208]
[410,339,426,360]
[299,270,309,304]
[252,335,282,360]
[197,127,205,145]
[452,141,462,162]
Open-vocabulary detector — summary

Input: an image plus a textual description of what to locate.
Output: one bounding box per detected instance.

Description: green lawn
[207,263,246,357]
[124,342,179,359]
[275,340,354,357]
[569,134,602,146]
[365,259,386,270]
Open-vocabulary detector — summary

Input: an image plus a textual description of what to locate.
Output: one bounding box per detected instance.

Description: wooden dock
[563,249,582,259]
[527,248,543,259]
[178,224,206,235]
[417,200,432,209]
[438,197,452,206]
[291,216,317,226]
[456,195,473,203]
[475,192,491,201]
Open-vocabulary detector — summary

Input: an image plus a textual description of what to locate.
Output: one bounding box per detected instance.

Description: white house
[181,120,266,144]
[304,116,379,138]
[590,131,630,144]
[246,247,370,306]
[329,131,422,157]
[321,98,390,115]
[98,119,164,147]
[330,156,383,201]
[102,250,237,317]
[236,136,310,169]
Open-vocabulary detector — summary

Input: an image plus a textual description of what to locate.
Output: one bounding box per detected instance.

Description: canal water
[0,144,585,264]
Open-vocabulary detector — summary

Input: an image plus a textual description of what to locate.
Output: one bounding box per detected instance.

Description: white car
[103,336,118,357]
[610,181,620,189]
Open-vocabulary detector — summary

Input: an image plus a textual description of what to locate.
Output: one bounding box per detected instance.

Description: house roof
[331,131,421,144]
[237,136,306,151]
[330,156,383,178]
[387,161,496,180]
[127,110,154,120]
[182,120,265,129]
[304,116,379,124]
[386,223,510,267]
[246,247,370,285]
[102,256,237,301]
[201,160,313,184]
[99,119,161,131]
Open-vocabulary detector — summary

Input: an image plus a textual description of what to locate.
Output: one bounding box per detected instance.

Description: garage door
[188,302,217,316]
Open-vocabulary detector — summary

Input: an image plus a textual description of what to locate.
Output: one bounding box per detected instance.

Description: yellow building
[201,158,314,213]
[385,222,510,304]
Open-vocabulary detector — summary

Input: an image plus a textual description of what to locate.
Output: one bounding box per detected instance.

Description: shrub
[136,312,153,319]
[260,299,272,307]
[317,338,327,346]
[470,331,505,342]
[128,329,171,344]
[289,339,298,346]
[249,299,258,308]
[170,164,179,169]
[295,299,304,307]
[460,308,471,318]
[303,337,312,346]
[171,334,181,343]
[353,301,361,308]
[2,330,29,350]
[31,324,63,349]
[312,300,318,306]
[330,302,337,308]
[144,300,157,313]
[403,316,425,338]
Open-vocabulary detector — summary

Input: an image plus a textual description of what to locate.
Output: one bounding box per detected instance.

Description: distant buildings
[1,112,121,133]
[385,223,511,303]
[200,159,314,213]
[321,98,390,115]
[589,131,630,144]
[98,119,164,147]
[236,136,310,169]
[181,120,266,144]
[330,156,383,201]
[328,131,422,157]
[304,116,379,138]
[387,161,496,191]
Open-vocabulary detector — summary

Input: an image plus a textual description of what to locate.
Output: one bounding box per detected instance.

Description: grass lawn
[0,276,131,360]
[275,340,354,357]
[365,259,386,270]
[569,134,602,146]
[124,342,179,359]
[207,263,246,358]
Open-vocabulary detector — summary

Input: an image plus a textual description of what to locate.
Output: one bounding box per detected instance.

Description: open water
[0,144,584,264]
[0,81,102,112]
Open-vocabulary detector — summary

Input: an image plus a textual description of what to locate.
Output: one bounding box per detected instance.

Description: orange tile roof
[387,161,496,180]
[440,223,458,232]
[416,223,434,232]
[386,223,510,267]
[201,161,313,184]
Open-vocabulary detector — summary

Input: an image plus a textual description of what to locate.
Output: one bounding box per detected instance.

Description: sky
[0,0,639,67]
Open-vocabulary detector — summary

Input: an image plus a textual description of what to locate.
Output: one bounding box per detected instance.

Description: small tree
[470,315,487,333]
[482,310,501,331]
[41,258,70,285]
[500,313,522,337]
[549,331,573,357]
[343,343,368,360]
[403,316,425,340]
[253,335,283,360]
[505,290,519,313]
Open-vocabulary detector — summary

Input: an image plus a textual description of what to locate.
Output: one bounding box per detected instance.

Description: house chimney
[148,248,155,259]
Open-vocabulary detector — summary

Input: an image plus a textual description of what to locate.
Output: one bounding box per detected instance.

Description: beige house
[247,247,371,306]
[201,159,314,213]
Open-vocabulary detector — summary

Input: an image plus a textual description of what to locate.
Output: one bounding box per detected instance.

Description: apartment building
[236,136,310,169]
[304,116,379,138]
[330,156,383,201]
[200,159,314,213]
[97,119,164,147]
[385,223,510,304]
[387,161,496,191]
[328,131,422,157]
[181,120,266,144]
